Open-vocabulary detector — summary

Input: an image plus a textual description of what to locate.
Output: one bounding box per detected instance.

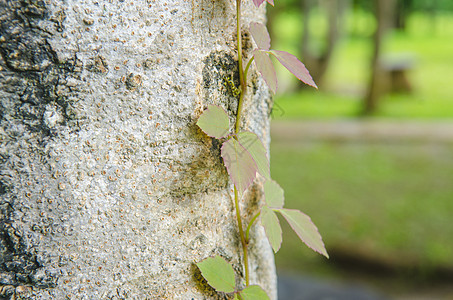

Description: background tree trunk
[0,0,277,298]
[362,0,396,115]
[299,0,349,87]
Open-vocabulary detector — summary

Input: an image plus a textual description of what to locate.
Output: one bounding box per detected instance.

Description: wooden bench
[380,53,415,93]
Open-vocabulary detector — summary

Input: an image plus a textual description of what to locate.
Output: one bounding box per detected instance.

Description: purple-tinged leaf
[237,131,270,179]
[240,285,270,300]
[264,179,284,208]
[252,0,274,7]
[253,50,277,94]
[269,50,317,89]
[261,206,282,253]
[196,256,236,293]
[250,22,271,50]
[196,105,230,139]
[277,209,328,258]
[221,138,258,195]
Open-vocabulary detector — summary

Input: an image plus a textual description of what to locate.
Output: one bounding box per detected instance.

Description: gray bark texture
[0,0,277,299]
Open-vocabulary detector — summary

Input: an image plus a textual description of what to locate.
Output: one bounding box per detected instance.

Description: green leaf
[196,105,230,139]
[250,22,271,51]
[253,49,277,94]
[277,209,329,258]
[237,131,270,179]
[261,206,282,253]
[221,138,258,195]
[269,50,317,89]
[240,285,270,300]
[264,179,284,208]
[196,256,236,293]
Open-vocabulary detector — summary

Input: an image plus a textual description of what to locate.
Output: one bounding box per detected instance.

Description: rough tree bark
[0,0,277,299]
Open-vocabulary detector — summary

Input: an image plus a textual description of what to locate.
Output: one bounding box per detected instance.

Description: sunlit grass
[271,141,453,273]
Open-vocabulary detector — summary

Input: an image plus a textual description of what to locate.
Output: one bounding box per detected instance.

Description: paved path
[271,120,453,143]
[278,273,390,300]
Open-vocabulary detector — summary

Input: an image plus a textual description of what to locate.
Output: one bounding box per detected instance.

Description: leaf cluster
[249,22,317,94]
[194,0,328,298]
[196,105,328,295]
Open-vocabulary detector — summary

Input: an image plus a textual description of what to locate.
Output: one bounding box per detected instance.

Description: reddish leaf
[250,22,271,51]
[253,50,277,94]
[277,209,328,258]
[196,105,230,139]
[269,50,317,89]
[252,0,274,7]
[237,131,270,179]
[221,138,258,195]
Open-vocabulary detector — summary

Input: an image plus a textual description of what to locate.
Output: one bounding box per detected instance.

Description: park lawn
[270,140,453,277]
[271,12,453,119]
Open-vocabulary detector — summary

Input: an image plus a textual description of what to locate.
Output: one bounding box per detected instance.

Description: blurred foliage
[268,1,453,294]
[277,0,453,12]
[270,9,453,118]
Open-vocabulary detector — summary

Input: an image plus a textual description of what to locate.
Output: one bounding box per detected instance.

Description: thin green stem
[234,0,246,134]
[234,186,246,249]
[244,56,254,82]
[245,211,260,243]
[233,0,250,288]
[235,88,245,134]
[234,186,249,286]
[236,0,245,90]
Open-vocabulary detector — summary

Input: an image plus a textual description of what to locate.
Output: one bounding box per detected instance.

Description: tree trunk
[299,0,348,87]
[0,0,277,299]
[362,0,395,115]
[394,0,413,30]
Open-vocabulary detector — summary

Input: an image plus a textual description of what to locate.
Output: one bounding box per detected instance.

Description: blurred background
[267,0,453,299]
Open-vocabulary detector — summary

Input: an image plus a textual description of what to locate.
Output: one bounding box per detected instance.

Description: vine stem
[234,0,246,134]
[234,186,249,286]
[233,0,251,288]
[244,56,254,82]
[245,211,260,243]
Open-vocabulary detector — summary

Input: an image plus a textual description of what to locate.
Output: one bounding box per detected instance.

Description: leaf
[240,285,270,300]
[237,131,270,179]
[196,105,230,139]
[269,50,317,89]
[264,179,284,208]
[196,256,236,293]
[277,209,328,258]
[221,138,258,195]
[253,50,277,94]
[252,0,274,7]
[250,22,271,50]
[261,206,282,253]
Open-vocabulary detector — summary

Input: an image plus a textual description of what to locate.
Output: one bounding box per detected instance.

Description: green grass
[271,140,453,275]
[271,11,453,119]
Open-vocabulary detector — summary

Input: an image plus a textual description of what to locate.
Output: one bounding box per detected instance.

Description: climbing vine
[196,1,328,299]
